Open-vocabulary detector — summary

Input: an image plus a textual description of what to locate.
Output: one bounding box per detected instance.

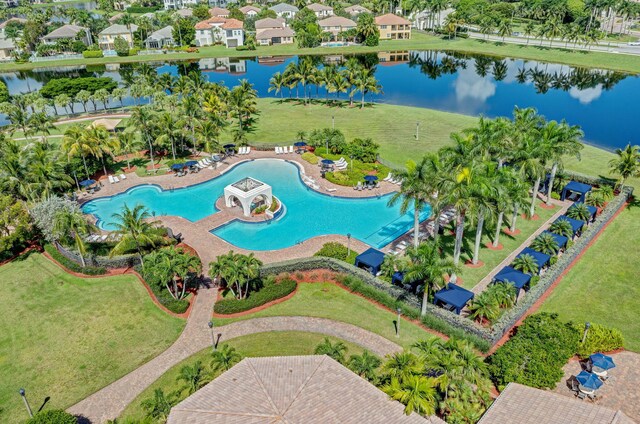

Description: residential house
[42,24,91,46]
[174,8,193,18]
[344,4,371,16]
[0,18,27,39]
[375,13,411,39]
[0,38,15,60]
[318,16,356,37]
[306,2,333,18]
[163,0,198,10]
[269,3,298,19]
[97,24,138,50]
[144,26,175,49]
[208,0,238,8]
[256,27,294,45]
[239,5,261,18]
[209,7,230,17]
[255,17,286,36]
[195,17,244,48]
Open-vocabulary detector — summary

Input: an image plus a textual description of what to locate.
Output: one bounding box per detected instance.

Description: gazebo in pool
[515,247,551,274]
[223,177,272,217]
[561,181,592,203]
[493,266,531,292]
[433,283,474,315]
[354,248,385,276]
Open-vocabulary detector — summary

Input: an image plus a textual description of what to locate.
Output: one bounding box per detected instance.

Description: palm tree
[383,375,438,416]
[315,338,347,363]
[470,163,498,265]
[75,90,91,113]
[129,106,156,173]
[512,253,538,274]
[348,350,381,382]
[467,292,500,323]
[524,21,536,44]
[268,72,286,99]
[176,361,205,395]
[381,351,423,382]
[143,247,201,300]
[479,18,494,39]
[117,131,141,171]
[295,58,315,104]
[549,219,574,238]
[110,204,162,265]
[544,121,584,205]
[210,344,242,373]
[26,142,73,200]
[229,80,258,132]
[530,232,560,255]
[587,185,614,207]
[141,389,173,421]
[53,208,95,267]
[62,125,99,179]
[85,125,119,177]
[608,143,640,187]
[514,134,546,217]
[209,251,262,299]
[405,239,458,316]
[351,67,381,109]
[497,19,512,41]
[488,283,516,308]
[566,203,591,222]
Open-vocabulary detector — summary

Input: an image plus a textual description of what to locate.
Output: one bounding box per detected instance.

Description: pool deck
[81,150,406,265]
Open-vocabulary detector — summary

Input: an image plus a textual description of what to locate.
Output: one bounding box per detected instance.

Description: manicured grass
[120,331,367,420]
[0,253,184,423]
[214,282,437,349]
[2,32,639,73]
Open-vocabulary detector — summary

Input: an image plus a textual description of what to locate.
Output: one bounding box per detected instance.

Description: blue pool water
[82,159,431,250]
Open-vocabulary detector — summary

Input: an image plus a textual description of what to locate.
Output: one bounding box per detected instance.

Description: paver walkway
[67,312,402,423]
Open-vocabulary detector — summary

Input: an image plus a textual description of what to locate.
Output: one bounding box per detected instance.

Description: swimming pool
[82,159,431,250]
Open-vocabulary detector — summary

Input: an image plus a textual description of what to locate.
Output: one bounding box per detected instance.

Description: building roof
[269,2,299,13]
[99,23,138,36]
[239,5,261,14]
[222,18,244,30]
[140,12,155,19]
[319,16,357,27]
[307,2,333,11]
[0,38,15,49]
[195,16,228,30]
[209,6,230,16]
[44,24,88,39]
[146,25,173,41]
[108,13,124,24]
[255,17,286,29]
[0,17,27,29]
[375,13,411,25]
[174,8,192,17]
[478,383,637,424]
[345,4,372,13]
[256,27,295,39]
[87,118,122,131]
[167,356,441,424]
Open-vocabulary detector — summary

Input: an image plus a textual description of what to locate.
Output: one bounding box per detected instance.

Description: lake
[1,50,636,150]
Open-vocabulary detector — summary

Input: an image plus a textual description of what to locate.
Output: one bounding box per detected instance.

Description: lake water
[2,50,636,150]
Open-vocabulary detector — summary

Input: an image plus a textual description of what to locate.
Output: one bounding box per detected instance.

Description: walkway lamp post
[415,121,420,141]
[208,321,216,352]
[332,115,335,129]
[396,308,402,338]
[347,233,351,257]
[582,321,591,343]
[325,138,329,155]
[19,389,33,418]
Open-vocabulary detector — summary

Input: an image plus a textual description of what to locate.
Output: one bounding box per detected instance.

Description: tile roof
[256,27,295,39]
[44,24,88,39]
[209,7,230,16]
[146,25,173,41]
[194,17,228,30]
[478,383,638,424]
[222,18,244,29]
[99,23,138,36]
[255,17,286,29]
[167,356,442,424]
[318,16,357,27]
[239,5,261,14]
[307,2,333,11]
[345,4,372,13]
[269,2,299,12]
[174,9,192,17]
[375,13,412,25]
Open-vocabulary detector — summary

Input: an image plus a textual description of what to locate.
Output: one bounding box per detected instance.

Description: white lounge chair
[275,146,281,154]
[113,176,119,183]
[289,146,294,153]
[203,158,212,165]
[108,175,115,184]
[336,157,346,165]
[120,173,126,180]
[383,173,392,182]
[100,234,108,241]
[274,146,279,153]
[325,187,337,192]
[335,164,347,170]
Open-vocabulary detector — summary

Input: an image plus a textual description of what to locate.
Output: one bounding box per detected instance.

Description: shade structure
[493,266,531,291]
[515,247,551,273]
[321,159,334,165]
[171,163,185,170]
[294,141,307,147]
[364,175,378,182]
[561,181,592,203]
[223,143,236,149]
[568,203,598,222]
[354,248,385,276]
[590,353,616,370]
[554,216,585,237]
[392,271,404,286]
[79,179,96,187]
[185,160,198,167]
[433,283,474,315]
[542,230,568,249]
[576,371,603,390]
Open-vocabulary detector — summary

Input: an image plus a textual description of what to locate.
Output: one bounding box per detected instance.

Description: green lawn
[120,331,367,421]
[214,282,437,349]
[0,253,184,423]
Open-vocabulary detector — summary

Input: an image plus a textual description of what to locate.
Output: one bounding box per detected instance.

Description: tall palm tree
[85,125,119,177]
[210,344,242,372]
[608,143,640,188]
[117,131,142,171]
[229,80,258,132]
[208,251,262,299]
[469,163,497,265]
[544,121,584,205]
[27,142,73,200]
[62,125,99,179]
[514,135,546,218]
[295,58,315,104]
[53,208,95,267]
[383,375,438,416]
[110,204,162,265]
[129,106,157,173]
[351,67,381,109]
[268,72,286,99]
[315,338,347,363]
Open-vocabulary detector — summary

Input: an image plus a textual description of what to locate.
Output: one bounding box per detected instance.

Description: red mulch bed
[539,202,556,210]
[485,242,504,251]
[465,260,485,268]
[503,228,521,236]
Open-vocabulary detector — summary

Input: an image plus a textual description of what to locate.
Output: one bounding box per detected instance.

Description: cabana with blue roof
[354,248,385,276]
[392,271,404,286]
[493,266,532,292]
[515,247,551,274]
[568,203,598,223]
[554,216,585,238]
[561,181,592,203]
[542,230,569,250]
[433,283,474,315]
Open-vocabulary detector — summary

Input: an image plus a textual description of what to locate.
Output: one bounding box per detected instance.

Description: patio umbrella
[211,155,222,162]
[321,159,334,165]
[590,353,616,370]
[171,163,184,171]
[576,370,604,390]
[364,175,378,182]
[185,160,198,167]
[294,141,307,147]
[79,179,96,187]
[223,144,235,149]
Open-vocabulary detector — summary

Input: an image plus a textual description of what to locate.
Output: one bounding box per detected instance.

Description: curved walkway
[67,310,402,423]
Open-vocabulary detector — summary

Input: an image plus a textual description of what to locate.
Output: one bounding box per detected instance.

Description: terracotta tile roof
[375,13,411,25]
[478,383,637,424]
[345,4,372,13]
[318,16,356,27]
[222,18,244,30]
[209,7,230,16]
[239,5,261,14]
[255,17,286,29]
[167,356,442,424]
[195,16,228,30]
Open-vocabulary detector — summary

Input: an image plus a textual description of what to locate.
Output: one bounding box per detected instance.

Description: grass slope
[0,253,184,423]
[120,331,367,421]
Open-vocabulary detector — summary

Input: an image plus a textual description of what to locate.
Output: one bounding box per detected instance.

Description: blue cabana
[185,160,198,167]
[433,283,474,315]
[354,248,385,276]
[294,141,307,147]
[493,266,531,291]
[542,230,568,249]
[170,163,184,171]
[79,179,96,187]
[568,203,598,223]
[321,159,334,165]
[555,216,585,237]
[561,181,592,203]
[392,271,404,286]
[515,247,551,273]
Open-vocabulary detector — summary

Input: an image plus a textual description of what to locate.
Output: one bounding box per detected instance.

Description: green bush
[236,45,249,51]
[155,290,190,314]
[128,48,139,56]
[214,277,297,314]
[26,409,77,424]
[487,313,580,390]
[44,244,107,275]
[82,50,103,58]
[301,152,319,165]
[575,322,624,358]
[126,6,160,13]
[315,242,350,261]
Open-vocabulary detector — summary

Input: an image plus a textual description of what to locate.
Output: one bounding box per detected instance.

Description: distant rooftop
[231,177,265,192]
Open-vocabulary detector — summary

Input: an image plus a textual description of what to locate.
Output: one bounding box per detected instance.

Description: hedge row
[82,50,103,58]
[45,244,107,275]
[214,278,297,315]
[54,241,140,269]
[135,264,190,314]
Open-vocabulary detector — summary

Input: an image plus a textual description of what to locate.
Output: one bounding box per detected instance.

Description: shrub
[254,205,267,214]
[44,244,107,275]
[301,152,319,164]
[82,50,103,58]
[126,6,160,13]
[155,290,190,314]
[574,322,624,358]
[315,242,349,261]
[327,171,349,185]
[128,48,139,56]
[26,409,77,424]
[214,277,297,314]
[487,313,580,390]
[236,45,249,51]
[113,36,130,56]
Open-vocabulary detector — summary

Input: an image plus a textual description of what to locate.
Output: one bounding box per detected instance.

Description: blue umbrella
[576,371,604,390]
[185,160,198,167]
[211,155,222,162]
[223,144,235,149]
[364,175,378,182]
[294,141,307,147]
[79,179,96,187]
[321,159,334,165]
[171,163,184,171]
[590,353,616,370]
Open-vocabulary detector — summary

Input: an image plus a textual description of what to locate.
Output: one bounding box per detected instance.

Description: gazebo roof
[232,177,264,192]
[493,266,531,290]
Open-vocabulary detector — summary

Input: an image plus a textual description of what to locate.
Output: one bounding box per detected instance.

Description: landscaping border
[53,241,141,269]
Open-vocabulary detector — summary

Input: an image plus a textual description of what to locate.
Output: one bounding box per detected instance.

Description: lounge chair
[354,182,361,190]
[374,182,380,189]
[336,157,346,165]
[245,146,251,154]
[100,234,108,241]
[289,146,294,153]
[120,173,127,180]
[274,146,279,153]
[113,176,119,183]
[108,175,114,184]
[383,173,392,182]
[203,158,212,165]
[325,187,337,192]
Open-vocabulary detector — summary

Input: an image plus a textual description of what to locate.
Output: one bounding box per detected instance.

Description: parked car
[628,41,640,46]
